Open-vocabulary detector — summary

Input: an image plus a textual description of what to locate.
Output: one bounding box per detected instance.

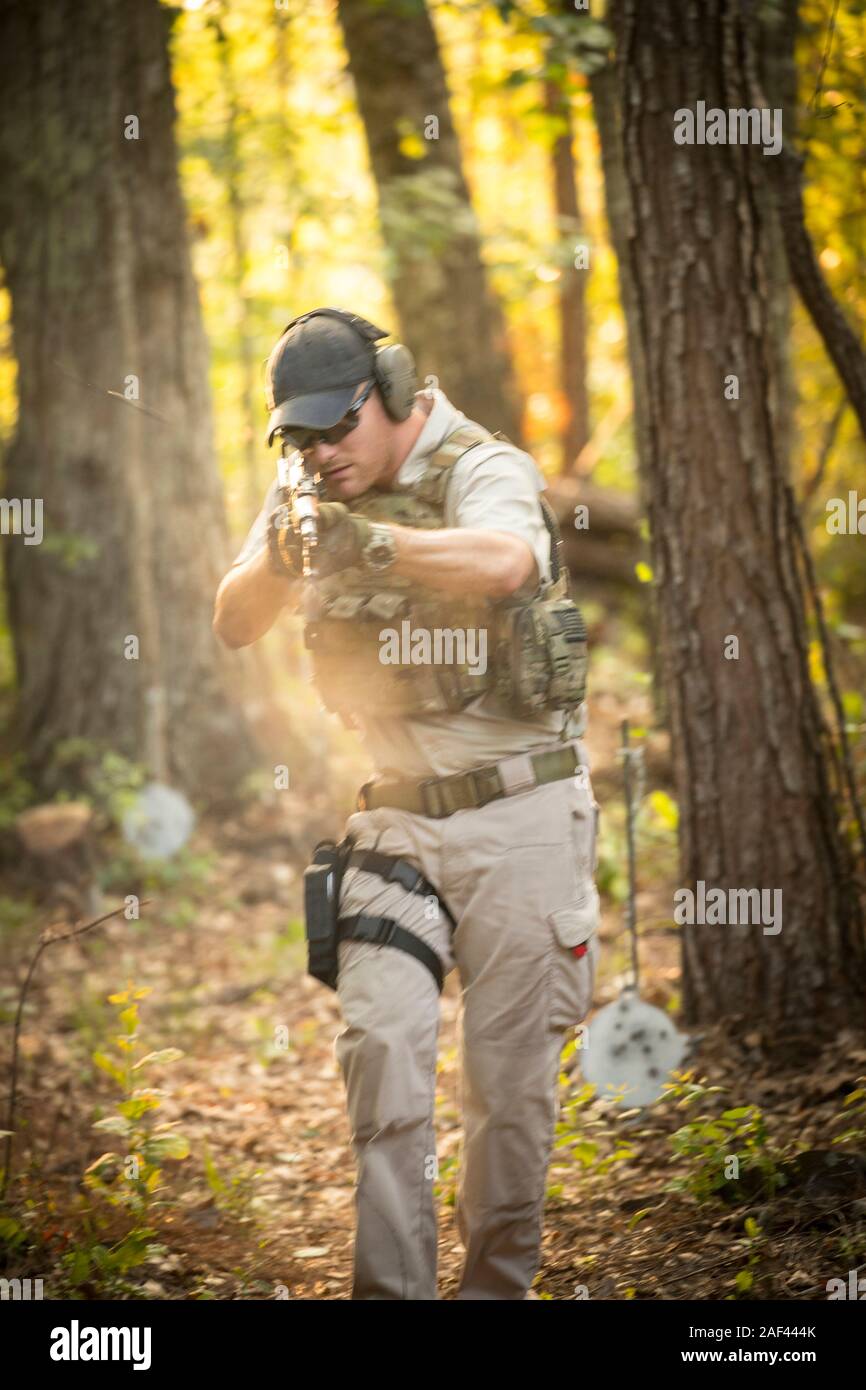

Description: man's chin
[323,468,362,499]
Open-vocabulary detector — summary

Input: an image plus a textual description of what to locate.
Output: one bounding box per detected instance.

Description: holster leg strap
[337,913,445,993]
[346,848,456,930]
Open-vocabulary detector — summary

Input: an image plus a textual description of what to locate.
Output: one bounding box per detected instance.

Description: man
[213,307,601,1300]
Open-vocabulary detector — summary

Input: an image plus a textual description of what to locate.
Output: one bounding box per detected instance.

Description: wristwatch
[361,522,397,573]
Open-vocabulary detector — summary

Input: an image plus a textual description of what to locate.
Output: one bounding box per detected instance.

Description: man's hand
[267,499,374,579]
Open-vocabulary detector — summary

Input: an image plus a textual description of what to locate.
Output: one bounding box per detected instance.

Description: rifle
[276,444,320,579]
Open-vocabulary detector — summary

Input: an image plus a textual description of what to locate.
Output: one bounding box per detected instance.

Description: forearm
[213,548,294,648]
[388,524,536,598]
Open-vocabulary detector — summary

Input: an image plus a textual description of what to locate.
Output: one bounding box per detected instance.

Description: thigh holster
[303,841,455,993]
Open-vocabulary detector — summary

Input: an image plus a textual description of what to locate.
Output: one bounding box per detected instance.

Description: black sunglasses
[279,380,375,453]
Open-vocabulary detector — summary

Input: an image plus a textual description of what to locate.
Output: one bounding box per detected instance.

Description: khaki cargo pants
[334,750,601,1300]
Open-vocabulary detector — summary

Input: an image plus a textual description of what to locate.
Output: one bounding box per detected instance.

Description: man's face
[299,381,395,501]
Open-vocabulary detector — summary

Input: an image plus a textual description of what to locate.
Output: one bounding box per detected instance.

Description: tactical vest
[303,421,588,722]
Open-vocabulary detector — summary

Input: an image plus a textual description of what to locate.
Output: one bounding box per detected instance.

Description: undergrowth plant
[830,1075,866,1148]
[659,1072,788,1204]
[73,982,189,1287]
[553,1052,639,1187]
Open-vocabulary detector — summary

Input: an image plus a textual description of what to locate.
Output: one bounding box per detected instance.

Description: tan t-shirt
[234,388,586,778]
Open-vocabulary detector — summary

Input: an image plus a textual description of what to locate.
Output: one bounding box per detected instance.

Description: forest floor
[3,653,866,1302]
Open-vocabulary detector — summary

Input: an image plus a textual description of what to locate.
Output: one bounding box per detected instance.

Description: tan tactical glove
[267,500,373,579]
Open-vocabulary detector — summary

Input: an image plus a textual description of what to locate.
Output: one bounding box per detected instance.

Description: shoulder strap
[539,493,570,598]
[412,424,569,597]
[413,422,494,507]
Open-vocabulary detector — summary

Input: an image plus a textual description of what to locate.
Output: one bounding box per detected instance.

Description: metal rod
[621,718,640,990]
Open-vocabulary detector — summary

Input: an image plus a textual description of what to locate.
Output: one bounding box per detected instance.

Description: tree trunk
[210,7,263,523]
[610,0,865,1054]
[336,0,523,442]
[544,76,590,473]
[755,0,798,471]
[589,60,653,498]
[0,0,254,806]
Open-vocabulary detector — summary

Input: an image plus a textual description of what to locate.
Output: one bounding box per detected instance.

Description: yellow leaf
[649,790,679,830]
[808,640,825,687]
[397,131,426,160]
[635,561,653,584]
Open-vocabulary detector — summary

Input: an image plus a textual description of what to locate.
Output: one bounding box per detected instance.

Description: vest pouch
[496,595,588,716]
[307,591,496,718]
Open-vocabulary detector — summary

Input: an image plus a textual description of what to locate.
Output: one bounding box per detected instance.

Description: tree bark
[210,7,263,522]
[610,0,865,1054]
[544,77,590,473]
[336,0,523,442]
[589,60,653,500]
[0,0,254,806]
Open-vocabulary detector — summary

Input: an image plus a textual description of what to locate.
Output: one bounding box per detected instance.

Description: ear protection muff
[372,341,417,422]
[278,306,418,423]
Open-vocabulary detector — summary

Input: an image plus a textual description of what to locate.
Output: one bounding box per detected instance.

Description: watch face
[365,527,395,569]
[368,543,391,569]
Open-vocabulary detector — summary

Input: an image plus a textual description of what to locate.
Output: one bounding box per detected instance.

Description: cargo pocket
[547,885,600,1030]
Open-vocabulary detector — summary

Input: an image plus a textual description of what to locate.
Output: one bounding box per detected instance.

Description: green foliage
[58,1228,166,1297]
[0,1212,28,1256]
[52,740,145,822]
[433,1151,460,1207]
[730,1216,767,1299]
[593,775,678,903]
[0,753,35,831]
[202,1145,264,1224]
[659,1073,788,1205]
[98,843,215,902]
[492,2,613,76]
[594,816,628,903]
[0,985,189,1299]
[830,1075,866,1148]
[38,534,100,572]
[553,1068,638,1178]
[380,167,479,258]
[84,983,189,1230]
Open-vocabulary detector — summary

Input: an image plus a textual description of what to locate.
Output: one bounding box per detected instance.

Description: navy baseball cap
[264,308,387,445]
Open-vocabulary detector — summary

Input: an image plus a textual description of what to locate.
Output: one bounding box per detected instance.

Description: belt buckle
[388,858,420,893]
[378,918,398,946]
[497,752,538,798]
